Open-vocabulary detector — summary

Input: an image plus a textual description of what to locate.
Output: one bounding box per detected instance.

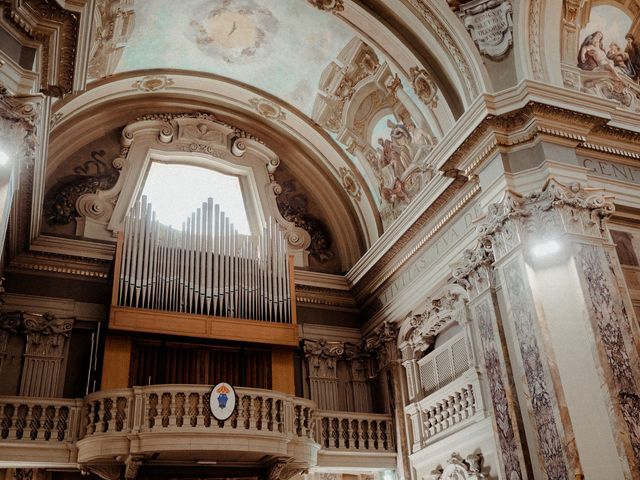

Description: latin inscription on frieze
[370,202,484,315]
[582,158,640,185]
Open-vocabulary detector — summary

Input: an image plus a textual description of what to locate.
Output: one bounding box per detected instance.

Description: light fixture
[530,239,561,259]
[0,150,9,167]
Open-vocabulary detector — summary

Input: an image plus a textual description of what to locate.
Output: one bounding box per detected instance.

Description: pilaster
[19,312,74,397]
[460,178,640,479]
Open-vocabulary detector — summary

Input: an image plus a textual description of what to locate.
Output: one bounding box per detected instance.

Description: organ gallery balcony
[0,387,396,475]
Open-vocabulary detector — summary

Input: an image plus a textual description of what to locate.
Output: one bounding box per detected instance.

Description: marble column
[460,179,640,479]
[19,312,74,397]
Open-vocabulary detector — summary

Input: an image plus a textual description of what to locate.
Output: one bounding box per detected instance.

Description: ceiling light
[0,150,9,167]
[530,239,561,259]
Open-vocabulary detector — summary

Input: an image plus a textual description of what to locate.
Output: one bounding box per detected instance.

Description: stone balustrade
[315,410,394,452]
[0,396,82,443]
[405,370,485,452]
[0,386,394,470]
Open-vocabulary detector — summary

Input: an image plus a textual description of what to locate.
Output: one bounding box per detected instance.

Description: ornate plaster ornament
[249,97,286,121]
[89,0,135,79]
[449,0,513,60]
[306,0,344,13]
[407,0,478,97]
[132,75,175,92]
[399,284,468,357]
[429,452,487,480]
[410,67,438,107]
[339,167,361,201]
[2,0,80,94]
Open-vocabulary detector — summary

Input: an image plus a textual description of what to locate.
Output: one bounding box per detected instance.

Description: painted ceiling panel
[111,0,354,116]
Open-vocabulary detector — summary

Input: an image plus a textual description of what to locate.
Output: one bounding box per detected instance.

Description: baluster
[337,417,346,449]
[370,420,378,450]
[349,419,358,449]
[44,404,57,441]
[360,419,369,450]
[269,398,277,432]
[202,391,211,428]
[259,396,268,431]
[1,403,14,440]
[164,392,175,428]
[189,392,200,427]
[247,394,256,431]
[175,392,185,428]
[56,406,69,442]
[104,397,115,433]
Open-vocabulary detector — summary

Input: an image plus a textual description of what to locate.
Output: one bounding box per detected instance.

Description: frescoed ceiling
[92,0,356,116]
[87,0,453,233]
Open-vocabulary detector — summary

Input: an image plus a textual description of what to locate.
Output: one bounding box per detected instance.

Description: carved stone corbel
[124,455,144,479]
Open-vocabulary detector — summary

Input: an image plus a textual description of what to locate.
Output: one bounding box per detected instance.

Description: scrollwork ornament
[307,0,344,12]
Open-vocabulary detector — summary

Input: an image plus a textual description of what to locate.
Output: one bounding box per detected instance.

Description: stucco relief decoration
[339,167,361,201]
[276,180,334,262]
[448,0,513,60]
[249,98,286,121]
[132,75,175,92]
[88,0,136,79]
[44,150,120,226]
[410,67,438,107]
[306,0,344,12]
[313,37,437,226]
[573,6,640,111]
[429,452,487,480]
[402,287,466,357]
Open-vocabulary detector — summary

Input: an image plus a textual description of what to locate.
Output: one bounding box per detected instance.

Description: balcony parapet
[405,369,486,453]
[0,396,83,466]
[0,387,396,472]
[314,410,396,469]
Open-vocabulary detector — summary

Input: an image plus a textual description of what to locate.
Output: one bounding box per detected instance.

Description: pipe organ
[116,197,292,324]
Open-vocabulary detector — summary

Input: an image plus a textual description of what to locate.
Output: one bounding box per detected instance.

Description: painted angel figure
[607,42,635,77]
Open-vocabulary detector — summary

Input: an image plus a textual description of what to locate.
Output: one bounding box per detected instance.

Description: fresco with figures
[89,0,444,227]
[574,5,640,108]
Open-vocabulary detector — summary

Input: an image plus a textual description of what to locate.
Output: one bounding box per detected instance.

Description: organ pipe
[118,197,292,323]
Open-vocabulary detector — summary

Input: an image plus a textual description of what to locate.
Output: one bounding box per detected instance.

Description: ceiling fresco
[106,0,356,116]
[88,0,447,229]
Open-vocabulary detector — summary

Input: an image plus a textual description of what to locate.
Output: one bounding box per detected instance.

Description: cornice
[347,81,640,308]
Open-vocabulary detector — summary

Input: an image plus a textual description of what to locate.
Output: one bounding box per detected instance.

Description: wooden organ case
[102,197,297,394]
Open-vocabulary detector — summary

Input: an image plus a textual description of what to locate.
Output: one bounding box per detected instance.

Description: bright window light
[530,239,561,259]
[141,162,250,234]
[0,150,9,167]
